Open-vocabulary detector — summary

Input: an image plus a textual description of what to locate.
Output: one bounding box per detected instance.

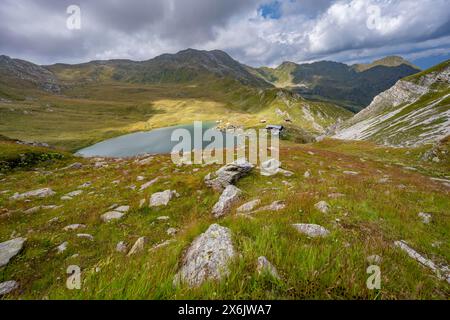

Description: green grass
[0,139,448,299]
[0,81,351,152]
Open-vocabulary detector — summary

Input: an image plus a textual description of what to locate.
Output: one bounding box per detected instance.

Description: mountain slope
[252,57,421,111]
[352,56,419,72]
[0,55,60,94]
[47,49,271,88]
[333,60,450,147]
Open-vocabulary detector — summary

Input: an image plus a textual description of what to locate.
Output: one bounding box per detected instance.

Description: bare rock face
[0,237,26,267]
[10,188,55,200]
[174,224,235,287]
[149,190,177,207]
[0,280,19,296]
[205,159,253,191]
[257,256,280,280]
[292,224,330,238]
[212,185,242,218]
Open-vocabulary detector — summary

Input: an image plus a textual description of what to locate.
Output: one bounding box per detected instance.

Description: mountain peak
[353,56,420,72]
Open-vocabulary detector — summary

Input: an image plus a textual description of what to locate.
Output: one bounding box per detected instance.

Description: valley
[0,49,449,300]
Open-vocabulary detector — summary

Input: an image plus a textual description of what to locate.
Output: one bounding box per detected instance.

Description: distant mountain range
[0,49,421,111]
[250,56,421,111]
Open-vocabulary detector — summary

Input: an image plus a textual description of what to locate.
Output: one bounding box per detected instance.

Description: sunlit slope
[334,60,450,147]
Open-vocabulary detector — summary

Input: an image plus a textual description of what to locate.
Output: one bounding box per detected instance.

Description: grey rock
[77,234,94,241]
[156,216,170,221]
[343,171,359,176]
[395,240,449,283]
[255,201,286,212]
[127,237,147,256]
[10,188,55,200]
[101,211,125,222]
[149,190,177,207]
[237,199,261,213]
[0,280,18,296]
[0,237,26,267]
[115,205,130,213]
[212,185,242,218]
[314,201,330,213]
[205,159,253,191]
[292,224,330,238]
[63,224,86,231]
[174,224,235,287]
[257,256,280,279]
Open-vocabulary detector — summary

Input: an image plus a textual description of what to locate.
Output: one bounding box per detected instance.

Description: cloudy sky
[0,0,449,69]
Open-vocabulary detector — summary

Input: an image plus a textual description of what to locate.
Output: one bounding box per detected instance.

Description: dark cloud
[0,0,449,66]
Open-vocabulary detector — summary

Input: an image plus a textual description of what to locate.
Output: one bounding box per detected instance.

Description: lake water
[77,122,236,158]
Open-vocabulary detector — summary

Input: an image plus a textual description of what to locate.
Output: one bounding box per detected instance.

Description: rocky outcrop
[149,190,177,207]
[10,188,55,200]
[395,240,449,283]
[0,237,26,267]
[212,185,242,218]
[174,224,235,287]
[205,159,253,191]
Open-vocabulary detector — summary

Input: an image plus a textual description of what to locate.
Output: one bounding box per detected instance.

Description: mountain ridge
[333,60,450,147]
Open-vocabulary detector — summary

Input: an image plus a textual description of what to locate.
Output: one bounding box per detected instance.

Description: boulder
[149,190,177,207]
[10,188,55,200]
[0,280,18,296]
[174,224,235,287]
[0,237,26,267]
[212,185,242,218]
[205,159,253,191]
[292,224,330,238]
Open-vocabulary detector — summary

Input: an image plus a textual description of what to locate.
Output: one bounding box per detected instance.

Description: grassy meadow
[0,137,448,299]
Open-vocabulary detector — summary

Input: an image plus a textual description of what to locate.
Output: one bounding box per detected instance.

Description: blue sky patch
[259,1,282,19]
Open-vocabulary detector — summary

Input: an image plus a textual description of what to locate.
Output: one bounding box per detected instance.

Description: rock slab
[174,224,235,287]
